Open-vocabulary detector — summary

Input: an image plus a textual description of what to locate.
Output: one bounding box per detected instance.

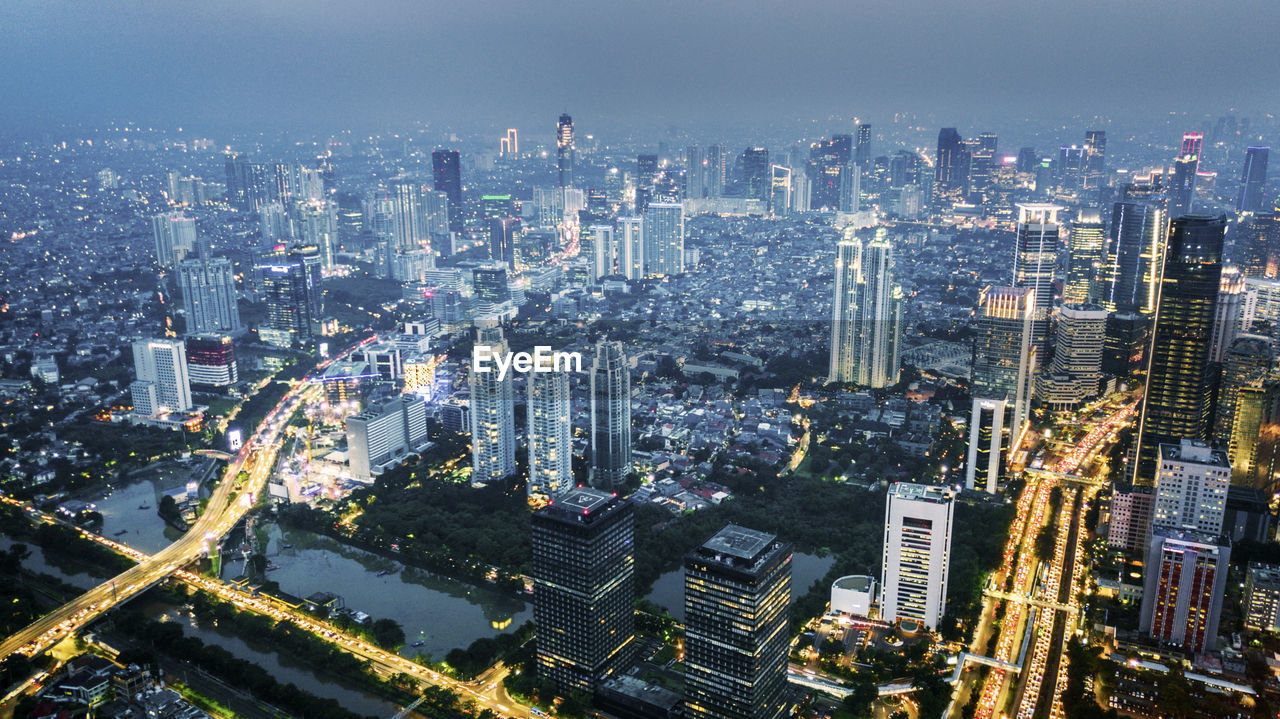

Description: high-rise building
[1229,376,1280,485]
[705,144,725,199]
[346,396,429,480]
[619,217,644,281]
[966,286,1035,493]
[589,341,631,490]
[389,181,425,257]
[1103,312,1152,378]
[1244,563,1280,633]
[1153,440,1231,536]
[934,128,969,201]
[808,135,852,210]
[1209,268,1247,363]
[1108,484,1155,555]
[432,150,462,231]
[184,334,238,389]
[642,202,684,276]
[472,266,510,309]
[1139,527,1229,653]
[557,114,575,188]
[488,218,517,269]
[1084,130,1107,188]
[1013,203,1062,356]
[131,339,192,416]
[527,369,573,499]
[591,225,617,280]
[1098,200,1166,314]
[257,245,323,347]
[770,165,792,216]
[828,227,901,388]
[855,123,872,168]
[152,211,197,268]
[1214,335,1275,446]
[499,128,519,157]
[1237,146,1269,213]
[1238,214,1278,279]
[1133,214,1226,484]
[684,525,791,719]
[1064,210,1106,304]
[1169,155,1198,219]
[742,147,771,205]
[296,200,339,270]
[685,145,705,200]
[533,489,636,694]
[177,257,240,335]
[1036,303,1107,411]
[881,482,954,630]
[469,323,516,485]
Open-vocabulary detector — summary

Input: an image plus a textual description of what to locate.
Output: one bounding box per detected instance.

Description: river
[90,474,195,554]
[645,551,836,621]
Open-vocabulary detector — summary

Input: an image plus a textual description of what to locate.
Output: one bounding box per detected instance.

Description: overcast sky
[2,0,1277,135]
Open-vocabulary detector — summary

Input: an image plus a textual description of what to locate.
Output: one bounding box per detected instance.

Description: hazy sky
[2,0,1278,134]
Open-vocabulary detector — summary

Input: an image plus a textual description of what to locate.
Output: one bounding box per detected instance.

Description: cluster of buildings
[32,653,209,719]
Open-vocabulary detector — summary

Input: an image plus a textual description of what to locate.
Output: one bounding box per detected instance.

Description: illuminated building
[257,245,323,347]
[1237,146,1270,214]
[318,360,375,405]
[1139,527,1229,653]
[934,128,968,202]
[532,489,635,694]
[557,113,575,188]
[855,123,872,168]
[1013,203,1062,355]
[808,135,851,210]
[590,225,616,280]
[1244,563,1280,632]
[177,256,240,335]
[1107,484,1154,554]
[1036,303,1107,411]
[1238,213,1278,279]
[1153,440,1230,536]
[1229,376,1280,485]
[152,211,196,268]
[184,334,238,389]
[965,286,1035,493]
[770,165,792,216]
[642,202,684,276]
[589,341,631,490]
[345,396,429,480]
[1064,209,1105,304]
[881,482,954,630]
[1133,215,1225,484]
[828,227,902,388]
[1213,335,1274,446]
[499,128,519,156]
[684,525,791,719]
[742,147,771,205]
[619,217,644,280]
[131,339,192,415]
[402,354,441,394]
[1210,268,1246,363]
[527,368,572,498]
[432,150,462,231]
[469,323,516,485]
[1101,199,1166,303]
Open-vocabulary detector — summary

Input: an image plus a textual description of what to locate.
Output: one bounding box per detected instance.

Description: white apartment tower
[881,482,955,630]
[177,257,241,335]
[131,339,192,416]
[469,323,516,485]
[527,369,573,498]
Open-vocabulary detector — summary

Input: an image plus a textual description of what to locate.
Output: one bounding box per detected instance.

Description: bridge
[983,589,1077,614]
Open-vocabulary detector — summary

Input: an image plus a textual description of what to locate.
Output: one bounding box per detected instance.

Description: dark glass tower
[807,135,851,210]
[1099,200,1165,314]
[532,488,636,694]
[590,341,631,489]
[1133,214,1226,483]
[934,128,968,200]
[258,244,323,344]
[1237,146,1270,213]
[557,113,575,188]
[742,147,771,204]
[431,150,463,231]
[855,123,872,167]
[684,525,792,719]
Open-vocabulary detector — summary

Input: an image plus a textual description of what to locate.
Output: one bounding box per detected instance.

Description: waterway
[0,536,99,591]
[90,472,199,554]
[223,522,533,661]
[645,551,836,621]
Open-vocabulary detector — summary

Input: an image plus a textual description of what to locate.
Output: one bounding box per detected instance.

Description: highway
[0,336,376,661]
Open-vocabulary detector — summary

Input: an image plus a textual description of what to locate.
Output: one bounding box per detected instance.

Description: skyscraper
[432,150,462,231]
[1229,376,1280,485]
[828,227,902,388]
[532,489,636,694]
[684,525,791,719]
[527,368,572,498]
[469,323,516,485]
[966,286,1035,493]
[257,245,323,347]
[1213,335,1275,447]
[642,202,684,276]
[131,339,192,416]
[1169,155,1198,219]
[1064,210,1106,305]
[152,211,197,268]
[685,145,705,200]
[934,128,968,201]
[1133,214,1225,484]
[590,224,617,280]
[881,482,954,630]
[1098,200,1166,314]
[589,341,631,490]
[1084,130,1107,188]
[557,113,575,188]
[1209,268,1246,363]
[184,334,238,389]
[1152,440,1231,536]
[855,123,872,168]
[1237,146,1270,214]
[619,217,644,281]
[488,218,517,269]
[705,144,725,199]
[808,135,851,210]
[177,257,241,335]
[1139,527,1229,653]
[1036,303,1107,411]
[1238,213,1278,279]
[742,147,771,205]
[1012,203,1062,356]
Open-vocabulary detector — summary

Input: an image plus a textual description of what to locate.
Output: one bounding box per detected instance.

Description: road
[0,336,377,661]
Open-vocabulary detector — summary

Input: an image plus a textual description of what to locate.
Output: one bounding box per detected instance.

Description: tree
[370,617,405,649]
[158,494,180,522]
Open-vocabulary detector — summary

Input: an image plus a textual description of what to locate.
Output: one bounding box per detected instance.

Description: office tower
[297,200,339,270]
[1181,132,1204,161]
[1169,155,1198,219]
[770,165,792,216]
[389,181,425,255]
[965,286,1035,493]
[828,227,901,387]
[1239,214,1279,279]
[1230,376,1280,485]
[1036,303,1107,410]
[499,128,519,156]
[1210,268,1247,363]
[152,211,196,268]
[967,133,997,195]
[532,489,636,694]
[855,123,872,168]
[742,147,771,205]
[131,339,192,415]
[1064,210,1106,304]
[1153,440,1231,536]
[184,334,238,389]
[1016,147,1037,175]
[423,189,452,257]
[808,135,852,210]
[257,245,323,347]
[472,266,510,307]
[469,323,516,485]
[685,145,705,200]
[557,113,575,188]
[1084,130,1107,188]
[838,163,861,212]
[1245,563,1280,632]
[1237,147,1270,213]
[1133,214,1226,484]
[684,525,791,719]
[1013,204,1061,356]
[1099,200,1166,314]
[934,128,968,201]
[1214,335,1275,446]
[589,341,631,490]
[1103,312,1152,378]
[345,396,429,479]
[1139,528,1229,653]
[619,217,644,280]
[1107,484,1155,554]
[488,218,517,269]
[705,144,725,199]
[259,201,289,242]
[591,225,617,280]
[177,257,240,335]
[1057,144,1087,190]
[431,150,462,231]
[527,369,572,498]
[881,482,954,630]
[642,202,684,276]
